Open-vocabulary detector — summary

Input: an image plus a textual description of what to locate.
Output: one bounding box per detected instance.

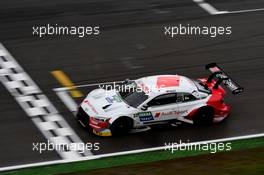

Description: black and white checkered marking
[0,43,92,159]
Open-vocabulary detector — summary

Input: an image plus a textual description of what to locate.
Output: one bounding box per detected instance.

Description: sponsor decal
[162,110,188,116]
[135,112,154,122]
[155,112,161,118]
[106,95,122,103]
[215,74,238,91]
[223,79,238,91]
[83,100,98,114]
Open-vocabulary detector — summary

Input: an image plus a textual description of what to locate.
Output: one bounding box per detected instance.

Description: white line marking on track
[0,43,92,159]
[227,8,264,14]
[54,80,125,91]
[193,0,227,15]
[193,0,264,15]
[57,91,78,112]
[1,133,264,172]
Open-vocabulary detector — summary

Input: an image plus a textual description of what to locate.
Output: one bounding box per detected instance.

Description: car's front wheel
[110,117,133,136]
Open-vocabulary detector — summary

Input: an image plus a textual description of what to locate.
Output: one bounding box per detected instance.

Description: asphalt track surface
[0,0,264,168]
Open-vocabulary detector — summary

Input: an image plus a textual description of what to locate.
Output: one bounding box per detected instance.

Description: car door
[175,92,201,119]
[135,93,177,124]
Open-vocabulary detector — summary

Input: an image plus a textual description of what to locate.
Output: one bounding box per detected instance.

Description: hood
[80,88,136,118]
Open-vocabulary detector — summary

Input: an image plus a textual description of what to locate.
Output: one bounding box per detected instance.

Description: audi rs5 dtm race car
[76,63,243,136]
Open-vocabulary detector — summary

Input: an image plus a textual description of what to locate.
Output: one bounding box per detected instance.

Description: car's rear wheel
[110,117,133,136]
[193,107,214,126]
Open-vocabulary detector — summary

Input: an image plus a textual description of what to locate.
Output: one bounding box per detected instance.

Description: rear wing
[205,63,244,95]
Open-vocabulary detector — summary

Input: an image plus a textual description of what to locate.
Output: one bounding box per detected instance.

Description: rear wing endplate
[205,63,244,95]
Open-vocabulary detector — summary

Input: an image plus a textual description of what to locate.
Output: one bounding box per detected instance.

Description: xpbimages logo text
[32,140,100,154]
[32,24,100,38]
[164,24,232,38]
[164,140,232,154]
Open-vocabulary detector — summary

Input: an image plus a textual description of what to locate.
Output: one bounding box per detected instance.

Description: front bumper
[76,107,112,137]
[89,116,112,136]
[93,129,112,137]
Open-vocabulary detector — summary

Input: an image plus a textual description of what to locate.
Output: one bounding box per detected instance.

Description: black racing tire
[193,107,214,126]
[110,117,133,136]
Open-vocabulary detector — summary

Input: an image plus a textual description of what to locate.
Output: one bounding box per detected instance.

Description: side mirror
[141,104,148,111]
[124,79,131,84]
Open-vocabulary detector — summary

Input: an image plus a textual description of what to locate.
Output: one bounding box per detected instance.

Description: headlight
[91,116,109,122]
[90,116,110,128]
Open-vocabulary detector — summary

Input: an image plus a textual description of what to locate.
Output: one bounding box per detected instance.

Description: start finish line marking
[0,43,92,159]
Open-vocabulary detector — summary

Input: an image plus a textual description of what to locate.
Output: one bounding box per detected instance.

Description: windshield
[192,80,211,94]
[117,82,148,108]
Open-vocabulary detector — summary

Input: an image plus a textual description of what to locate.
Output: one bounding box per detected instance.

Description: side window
[147,93,176,107]
[177,93,197,103]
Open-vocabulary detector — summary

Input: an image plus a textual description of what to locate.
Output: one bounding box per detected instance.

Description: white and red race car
[76,63,243,136]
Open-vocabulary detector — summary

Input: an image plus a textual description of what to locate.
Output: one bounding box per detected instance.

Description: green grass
[84,147,264,175]
[2,137,264,175]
